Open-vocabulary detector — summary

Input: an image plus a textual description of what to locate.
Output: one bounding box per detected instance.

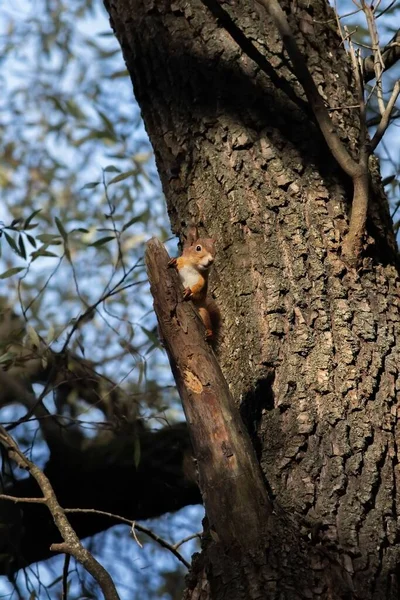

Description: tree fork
[145,238,272,553]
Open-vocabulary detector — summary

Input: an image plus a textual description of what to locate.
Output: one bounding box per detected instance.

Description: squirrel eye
[196,245,202,252]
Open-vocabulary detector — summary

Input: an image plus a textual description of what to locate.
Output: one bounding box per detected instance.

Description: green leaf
[27,234,37,248]
[55,217,68,242]
[81,181,100,190]
[98,111,114,133]
[122,214,143,231]
[108,170,137,185]
[24,209,42,229]
[0,267,25,279]
[31,247,59,261]
[75,131,115,146]
[10,218,23,229]
[65,99,86,120]
[104,165,121,173]
[18,234,26,259]
[140,325,159,346]
[89,236,115,247]
[4,232,20,256]
[36,234,62,244]
[110,69,129,79]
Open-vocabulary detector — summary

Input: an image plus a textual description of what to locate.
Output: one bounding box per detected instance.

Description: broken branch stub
[145,238,272,553]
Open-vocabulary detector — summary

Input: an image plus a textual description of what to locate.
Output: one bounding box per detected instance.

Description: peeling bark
[104,0,399,597]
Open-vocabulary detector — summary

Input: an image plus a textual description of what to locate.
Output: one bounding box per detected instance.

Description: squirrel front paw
[205,329,213,342]
[168,257,177,268]
[183,287,193,301]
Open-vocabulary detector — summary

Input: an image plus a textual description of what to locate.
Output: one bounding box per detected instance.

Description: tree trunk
[104,0,400,597]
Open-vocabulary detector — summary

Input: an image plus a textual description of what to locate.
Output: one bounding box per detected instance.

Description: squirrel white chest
[179,265,201,289]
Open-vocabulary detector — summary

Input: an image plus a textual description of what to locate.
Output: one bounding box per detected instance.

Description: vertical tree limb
[145,238,272,553]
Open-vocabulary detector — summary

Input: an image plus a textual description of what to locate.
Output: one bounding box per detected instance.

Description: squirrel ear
[184,225,198,248]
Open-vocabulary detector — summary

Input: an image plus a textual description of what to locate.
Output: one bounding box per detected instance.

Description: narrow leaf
[4,232,20,255]
[18,234,26,259]
[0,267,25,279]
[104,165,121,173]
[89,236,115,247]
[55,217,68,242]
[24,209,42,229]
[108,170,136,185]
[81,181,100,190]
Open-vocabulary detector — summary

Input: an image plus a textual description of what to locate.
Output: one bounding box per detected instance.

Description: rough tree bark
[103,0,400,598]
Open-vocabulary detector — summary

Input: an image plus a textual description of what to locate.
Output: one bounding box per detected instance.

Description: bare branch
[0,493,46,504]
[364,29,400,83]
[173,532,202,550]
[0,369,78,452]
[367,108,399,127]
[254,0,372,261]
[371,80,400,151]
[361,0,385,115]
[255,0,361,179]
[0,427,120,600]
[64,508,191,569]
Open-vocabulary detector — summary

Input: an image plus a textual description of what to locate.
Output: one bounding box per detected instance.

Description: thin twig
[361,0,385,115]
[327,104,360,112]
[64,507,191,569]
[377,28,400,73]
[371,80,400,151]
[0,428,120,600]
[173,532,202,550]
[62,554,71,600]
[0,493,46,504]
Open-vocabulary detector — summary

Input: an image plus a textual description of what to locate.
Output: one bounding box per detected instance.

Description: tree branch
[361,0,386,115]
[145,238,272,554]
[201,0,370,261]
[0,422,200,572]
[255,0,361,179]
[0,427,120,600]
[364,28,400,83]
[371,80,400,151]
[64,508,191,569]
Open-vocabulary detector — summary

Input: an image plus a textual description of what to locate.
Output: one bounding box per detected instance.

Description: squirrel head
[182,238,215,272]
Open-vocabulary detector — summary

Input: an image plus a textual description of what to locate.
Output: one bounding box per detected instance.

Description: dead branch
[0,426,120,600]
[145,238,272,554]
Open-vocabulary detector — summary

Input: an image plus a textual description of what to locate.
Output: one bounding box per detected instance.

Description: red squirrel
[168,235,220,344]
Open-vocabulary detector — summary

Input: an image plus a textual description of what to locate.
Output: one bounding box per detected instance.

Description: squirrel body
[169,237,220,343]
